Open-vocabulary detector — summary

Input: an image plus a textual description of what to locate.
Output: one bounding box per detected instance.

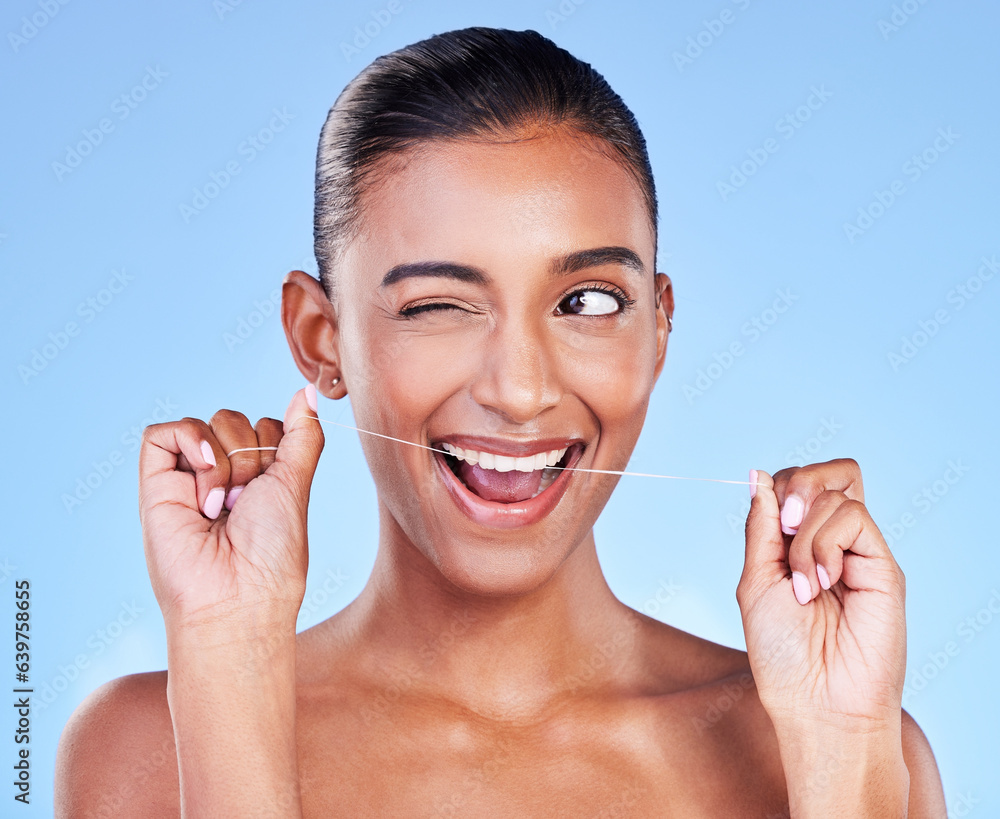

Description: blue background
[4,0,998,814]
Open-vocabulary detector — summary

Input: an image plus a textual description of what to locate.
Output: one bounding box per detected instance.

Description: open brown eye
[559,290,622,316]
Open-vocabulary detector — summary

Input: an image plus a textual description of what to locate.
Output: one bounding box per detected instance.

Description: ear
[281,270,346,400]
[652,272,674,383]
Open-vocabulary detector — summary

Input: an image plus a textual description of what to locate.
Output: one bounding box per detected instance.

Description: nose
[469,315,562,425]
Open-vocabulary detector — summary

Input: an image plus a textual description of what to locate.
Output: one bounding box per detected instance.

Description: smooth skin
[55,127,946,817]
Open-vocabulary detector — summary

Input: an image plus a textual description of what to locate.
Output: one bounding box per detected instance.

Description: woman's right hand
[138,385,325,630]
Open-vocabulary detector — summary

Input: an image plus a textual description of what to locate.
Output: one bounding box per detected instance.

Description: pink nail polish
[780,495,804,534]
[203,487,225,519]
[791,571,811,605]
[305,383,318,412]
[816,564,831,590]
[749,469,758,499]
[224,486,244,511]
[200,440,216,468]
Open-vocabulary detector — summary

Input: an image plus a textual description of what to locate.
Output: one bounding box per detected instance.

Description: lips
[431,439,586,529]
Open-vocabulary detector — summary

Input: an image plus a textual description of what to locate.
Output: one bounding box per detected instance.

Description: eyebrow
[380,246,645,287]
[554,246,645,278]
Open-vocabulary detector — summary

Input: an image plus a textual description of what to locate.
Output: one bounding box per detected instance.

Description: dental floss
[225,414,753,487]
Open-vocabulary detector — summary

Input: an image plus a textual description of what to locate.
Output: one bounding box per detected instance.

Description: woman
[56,27,945,816]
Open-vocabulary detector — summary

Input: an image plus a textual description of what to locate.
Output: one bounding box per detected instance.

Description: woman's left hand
[738,459,906,731]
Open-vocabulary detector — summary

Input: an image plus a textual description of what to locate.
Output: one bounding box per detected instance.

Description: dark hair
[314,26,657,301]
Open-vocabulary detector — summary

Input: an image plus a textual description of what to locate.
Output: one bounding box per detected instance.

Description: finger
[738,470,785,608]
[773,458,865,536]
[276,384,325,501]
[785,489,849,604]
[254,417,283,472]
[813,500,903,597]
[208,409,261,511]
[140,418,230,520]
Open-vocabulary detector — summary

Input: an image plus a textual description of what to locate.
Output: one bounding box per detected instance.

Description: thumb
[740,470,786,602]
[275,384,325,499]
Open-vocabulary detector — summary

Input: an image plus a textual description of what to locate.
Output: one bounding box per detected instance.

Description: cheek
[347,320,474,430]
[558,320,659,426]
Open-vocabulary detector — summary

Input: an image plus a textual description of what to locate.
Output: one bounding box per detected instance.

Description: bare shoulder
[55,671,179,819]
[635,614,946,816]
[901,708,947,818]
[630,609,755,691]
[641,617,776,742]
[627,614,788,814]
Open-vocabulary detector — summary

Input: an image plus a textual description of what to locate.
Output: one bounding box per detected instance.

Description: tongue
[456,461,543,503]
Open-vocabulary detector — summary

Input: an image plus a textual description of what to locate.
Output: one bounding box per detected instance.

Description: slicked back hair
[314,26,657,302]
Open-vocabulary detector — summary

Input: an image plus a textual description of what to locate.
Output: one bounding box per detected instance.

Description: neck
[341,515,643,722]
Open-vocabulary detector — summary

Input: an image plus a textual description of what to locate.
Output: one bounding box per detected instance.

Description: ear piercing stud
[331,376,341,387]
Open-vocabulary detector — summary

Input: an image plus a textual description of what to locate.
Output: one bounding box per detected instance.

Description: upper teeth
[439,443,568,473]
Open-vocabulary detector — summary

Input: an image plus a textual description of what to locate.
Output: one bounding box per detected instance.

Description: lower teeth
[529,467,559,499]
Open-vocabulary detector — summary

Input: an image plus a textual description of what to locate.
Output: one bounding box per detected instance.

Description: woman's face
[303,126,671,596]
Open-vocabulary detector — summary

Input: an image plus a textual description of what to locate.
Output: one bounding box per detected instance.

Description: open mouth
[435,442,584,505]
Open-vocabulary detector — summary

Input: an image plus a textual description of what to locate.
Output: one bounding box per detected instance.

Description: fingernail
[305,383,318,412]
[749,469,758,499]
[791,571,811,605]
[200,440,217,468]
[224,485,244,511]
[816,564,831,590]
[780,495,804,535]
[203,487,225,519]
